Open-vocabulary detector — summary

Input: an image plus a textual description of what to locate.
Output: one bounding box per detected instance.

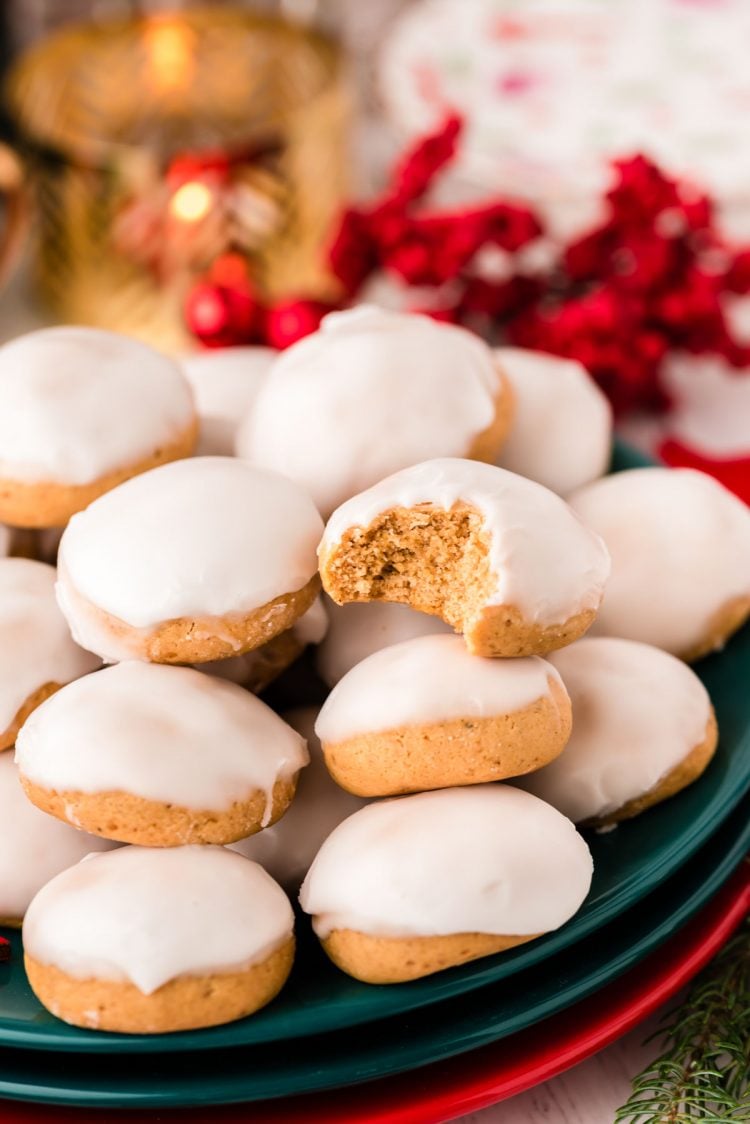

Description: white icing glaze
[23,846,294,993]
[201,597,328,687]
[0,754,115,921]
[299,785,593,938]
[315,634,566,743]
[290,596,328,646]
[569,468,750,655]
[231,707,368,889]
[56,457,324,657]
[236,306,504,517]
[16,662,308,818]
[0,327,195,484]
[0,558,100,733]
[182,346,276,456]
[54,572,150,665]
[517,637,713,822]
[316,598,452,687]
[321,458,611,626]
[494,348,612,496]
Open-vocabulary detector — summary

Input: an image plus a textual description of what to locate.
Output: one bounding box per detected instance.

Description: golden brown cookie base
[680,595,750,663]
[0,418,198,529]
[71,574,320,664]
[322,929,539,984]
[466,604,597,659]
[0,681,62,752]
[323,675,571,797]
[0,916,21,928]
[465,367,515,464]
[590,711,719,828]
[319,503,597,657]
[25,937,295,1033]
[20,775,299,847]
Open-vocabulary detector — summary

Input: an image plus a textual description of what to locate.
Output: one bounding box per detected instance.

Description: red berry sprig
[184,117,750,416]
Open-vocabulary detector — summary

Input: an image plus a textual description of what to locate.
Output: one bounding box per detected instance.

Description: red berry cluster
[186,116,750,415]
[329,115,540,294]
[510,156,750,412]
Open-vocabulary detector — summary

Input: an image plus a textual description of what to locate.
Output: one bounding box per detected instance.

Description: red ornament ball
[184,280,260,349]
[265,299,336,349]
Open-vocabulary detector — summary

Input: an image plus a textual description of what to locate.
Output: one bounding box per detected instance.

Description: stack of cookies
[0,308,748,1030]
[0,328,322,1032]
[300,449,722,983]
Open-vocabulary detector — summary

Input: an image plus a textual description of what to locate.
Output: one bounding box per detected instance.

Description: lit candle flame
[169,181,214,224]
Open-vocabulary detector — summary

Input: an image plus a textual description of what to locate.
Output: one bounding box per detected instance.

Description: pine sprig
[615,913,750,1123]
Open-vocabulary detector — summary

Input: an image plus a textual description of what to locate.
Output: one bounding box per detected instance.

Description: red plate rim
[2,860,748,1124]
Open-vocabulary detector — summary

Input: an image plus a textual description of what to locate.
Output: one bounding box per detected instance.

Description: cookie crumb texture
[24,937,295,1033]
[322,930,537,984]
[20,775,299,847]
[323,676,572,796]
[320,504,595,657]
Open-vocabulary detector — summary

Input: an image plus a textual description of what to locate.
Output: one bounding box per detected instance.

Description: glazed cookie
[315,634,572,796]
[56,457,324,664]
[202,597,328,693]
[16,662,309,846]
[316,598,452,688]
[517,637,718,826]
[300,785,593,984]
[494,348,612,495]
[319,458,610,657]
[23,846,295,1033]
[0,558,99,751]
[569,467,750,660]
[232,707,368,890]
[0,327,197,528]
[236,306,513,517]
[182,346,276,456]
[0,754,116,926]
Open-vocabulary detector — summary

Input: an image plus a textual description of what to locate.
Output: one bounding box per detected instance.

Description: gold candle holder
[5,8,349,352]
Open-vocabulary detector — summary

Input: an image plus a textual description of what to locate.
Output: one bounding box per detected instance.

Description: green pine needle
[615,911,750,1123]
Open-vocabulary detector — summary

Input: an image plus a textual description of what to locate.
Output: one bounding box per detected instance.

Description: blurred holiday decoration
[0,142,27,289]
[186,112,750,424]
[380,0,750,245]
[3,7,348,351]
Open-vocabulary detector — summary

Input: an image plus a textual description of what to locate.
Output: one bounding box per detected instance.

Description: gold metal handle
[0,142,28,290]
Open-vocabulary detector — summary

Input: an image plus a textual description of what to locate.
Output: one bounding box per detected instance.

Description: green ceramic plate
[2,442,750,1057]
[0,794,747,1108]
